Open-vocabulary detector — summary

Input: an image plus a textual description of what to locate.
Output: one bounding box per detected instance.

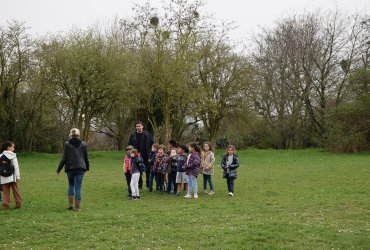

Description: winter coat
[123,155,132,174]
[168,155,178,173]
[131,156,144,174]
[0,151,20,185]
[128,131,153,161]
[177,153,187,172]
[185,152,201,177]
[221,154,239,179]
[201,151,215,175]
[154,153,169,173]
[148,151,157,173]
[57,138,89,173]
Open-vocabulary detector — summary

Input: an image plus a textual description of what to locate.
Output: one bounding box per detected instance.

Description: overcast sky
[1,0,370,41]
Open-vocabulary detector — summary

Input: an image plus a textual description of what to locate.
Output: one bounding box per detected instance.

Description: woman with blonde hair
[57,128,89,211]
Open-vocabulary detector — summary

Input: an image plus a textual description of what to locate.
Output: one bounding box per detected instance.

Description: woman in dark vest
[57,128,89,211]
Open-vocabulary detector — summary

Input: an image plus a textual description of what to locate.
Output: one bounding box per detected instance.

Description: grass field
[0,149,369,249]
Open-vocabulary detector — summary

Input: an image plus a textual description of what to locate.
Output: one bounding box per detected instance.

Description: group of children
[123,140,240,200]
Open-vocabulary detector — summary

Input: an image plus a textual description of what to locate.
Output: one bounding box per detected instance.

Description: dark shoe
[67,204,73,210]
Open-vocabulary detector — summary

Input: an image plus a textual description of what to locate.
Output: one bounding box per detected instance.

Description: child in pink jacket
[123,145,134,198]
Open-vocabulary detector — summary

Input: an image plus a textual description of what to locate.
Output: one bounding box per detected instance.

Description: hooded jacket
[201,151,215,175]
[185,152,201,177]
[0,151,20,185]
[57,138,89,173]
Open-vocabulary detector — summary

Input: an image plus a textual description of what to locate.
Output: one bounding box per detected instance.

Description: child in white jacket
[0,141,22,209]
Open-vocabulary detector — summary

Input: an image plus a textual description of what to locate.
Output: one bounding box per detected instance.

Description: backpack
[0,154,14,177]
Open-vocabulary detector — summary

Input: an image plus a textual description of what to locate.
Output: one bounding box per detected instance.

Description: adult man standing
[128,121,153,189]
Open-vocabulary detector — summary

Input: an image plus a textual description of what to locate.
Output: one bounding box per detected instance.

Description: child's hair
[170,148,177,153]
[188,142,201,154]
[1,141,14,153]
[226,145,236,153]
[168,139,177,147]
[131,149,139,156]
[204,142,213,152]
[178,144,189,154]
[152,143,160,150]
[158,144,166,151]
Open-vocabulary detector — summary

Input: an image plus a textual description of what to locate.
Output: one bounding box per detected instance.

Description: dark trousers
[226,177,235,193]
[125,172,132,195]
[167,171,177,193]
[149,172,158,191]
[203,174,214,191]
[157,173,165,191]
[145,169,150,188]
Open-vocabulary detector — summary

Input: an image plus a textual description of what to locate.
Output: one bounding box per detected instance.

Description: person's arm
[209,152,215,169]
[12,156,20,181]
[221,155,227,169]
[128,133,135,148]
[57,143,67,173]
[229,155,239,170]
[84,144,90,171]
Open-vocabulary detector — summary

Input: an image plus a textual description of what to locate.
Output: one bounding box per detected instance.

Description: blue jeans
[187,175,198,195]
[203,174,214,191]
[67,170,85,200]
[226,177,235,193]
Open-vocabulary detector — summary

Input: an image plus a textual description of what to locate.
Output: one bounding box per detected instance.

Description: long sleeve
[209,152,215,169]
[84,145,89,171]
[12,157,20,180]
[57,144,67,173]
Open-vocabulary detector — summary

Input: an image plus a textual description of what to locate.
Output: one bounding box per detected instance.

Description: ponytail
[1,141,14,153]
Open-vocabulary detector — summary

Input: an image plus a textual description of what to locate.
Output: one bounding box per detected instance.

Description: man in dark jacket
[57,128,89,211]
[128,121,153,189]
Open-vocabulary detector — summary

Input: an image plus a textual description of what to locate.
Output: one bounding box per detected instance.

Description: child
[0,141,22,209]
[123,145,134,197]
[202,142,215,195]
[221,145,239,197]
[148,143,160,192]
[175,144,188,196]
[167,148,178,194]
[154,145,169,192]
[130,149,144,200]
[184,142,201,199]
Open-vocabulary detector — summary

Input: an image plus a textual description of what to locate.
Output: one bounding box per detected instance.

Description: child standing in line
[221,145,239,197]
[175,144,188,196]
[130,149,144,200]
[184,143,201,199]
[148,143,160,192]
[167,148,178,194]
[123,145,134,198]
[202,142,215,195]
[154,145,169,192]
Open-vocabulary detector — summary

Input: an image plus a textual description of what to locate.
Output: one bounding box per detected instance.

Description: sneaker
[228,192,234,197]
[73,208,81,212]
[203,190,208,194]
[175,192,180,196]
[194,194,199,199]
[208,191,215,195]
[184,194,192,198]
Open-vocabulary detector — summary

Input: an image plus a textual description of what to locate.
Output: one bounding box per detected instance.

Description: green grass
[0,149,369,249]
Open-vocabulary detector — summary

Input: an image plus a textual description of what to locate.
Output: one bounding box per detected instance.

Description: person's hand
[16,178,20,183]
